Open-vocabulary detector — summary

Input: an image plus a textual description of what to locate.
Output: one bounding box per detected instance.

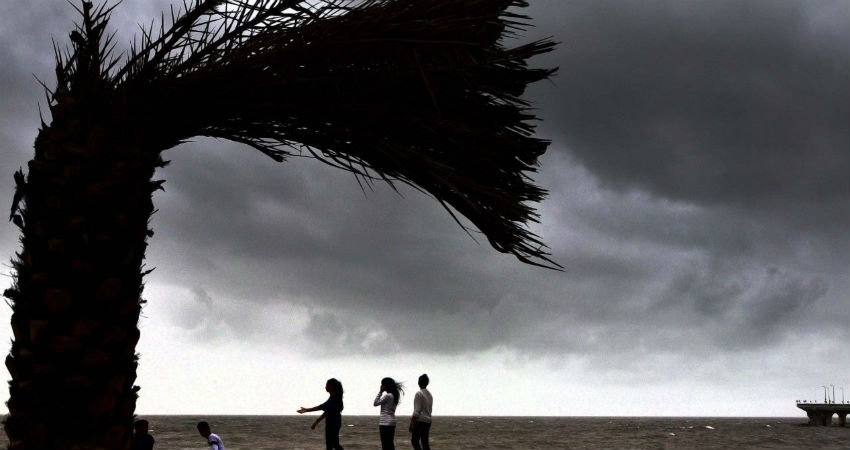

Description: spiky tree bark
[5,1,557,448]
[4,5,166,447]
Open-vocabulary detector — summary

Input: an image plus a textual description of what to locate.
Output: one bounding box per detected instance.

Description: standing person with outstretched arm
[409,374,433,450]
[374,377,404,450]
[298,378,345,450]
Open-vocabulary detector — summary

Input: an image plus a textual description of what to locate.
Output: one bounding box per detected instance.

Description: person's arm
[298,401,325,414]
[311,412,326,430]
[374,391,386,407]
[409,392,422,432]
[412,391,423,419]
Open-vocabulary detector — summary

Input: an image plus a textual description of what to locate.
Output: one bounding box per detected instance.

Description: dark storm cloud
[146,139,516,313]
[145,138,846,357]
[525,0,849,213]
[1,0,847,365]
[651,261,831,349]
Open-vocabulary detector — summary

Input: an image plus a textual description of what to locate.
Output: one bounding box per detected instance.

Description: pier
[796,402,850,426]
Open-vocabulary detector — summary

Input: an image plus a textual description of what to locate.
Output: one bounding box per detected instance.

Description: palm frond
[65,0,561,269]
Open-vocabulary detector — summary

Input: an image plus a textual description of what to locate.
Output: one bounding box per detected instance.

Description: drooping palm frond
[63,0,560,268]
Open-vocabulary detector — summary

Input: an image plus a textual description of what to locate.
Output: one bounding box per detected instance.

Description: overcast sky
[0,0,847,418]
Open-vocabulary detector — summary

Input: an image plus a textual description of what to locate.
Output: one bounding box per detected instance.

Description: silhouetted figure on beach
[197,421,225,450]
[375,377,405,450]
[298,378,346,450]
[131,419,155,450]
[409,374,433,450]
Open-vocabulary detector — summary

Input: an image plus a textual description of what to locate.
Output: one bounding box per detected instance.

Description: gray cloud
[525,0,849,215]
[1,1,847,389]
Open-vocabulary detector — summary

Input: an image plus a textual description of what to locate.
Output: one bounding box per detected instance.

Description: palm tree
[4,0,557,448]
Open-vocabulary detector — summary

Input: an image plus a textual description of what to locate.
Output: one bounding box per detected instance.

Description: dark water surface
[3,415,848,449]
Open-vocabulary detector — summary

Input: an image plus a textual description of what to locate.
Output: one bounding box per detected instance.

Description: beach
[6,415,843,449]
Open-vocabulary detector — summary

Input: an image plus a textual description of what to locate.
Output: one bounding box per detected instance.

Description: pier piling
[796,402,850,426]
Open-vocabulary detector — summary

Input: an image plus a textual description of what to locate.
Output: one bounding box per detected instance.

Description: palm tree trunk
[4,91,163,449]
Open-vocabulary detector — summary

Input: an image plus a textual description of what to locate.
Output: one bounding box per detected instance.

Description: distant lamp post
[823,386,828,403]
[841,387,845,404]
[831,385,835,403]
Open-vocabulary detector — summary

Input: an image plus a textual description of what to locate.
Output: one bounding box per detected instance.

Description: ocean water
[7,415,843,449]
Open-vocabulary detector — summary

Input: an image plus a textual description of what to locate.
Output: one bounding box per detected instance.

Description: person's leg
[325,425,333,450]
[420,422,431,450]
[335,422,344,450]
[411,423,422,450]
[379,425,392,450]
[387,425,396,450]
[326,423,343,450]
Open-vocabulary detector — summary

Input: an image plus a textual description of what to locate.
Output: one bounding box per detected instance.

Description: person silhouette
[196,421,225,450]
[374,377,404,450]
[298,378,345,450]
[409,374,433,450]
[131,419,155,450]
